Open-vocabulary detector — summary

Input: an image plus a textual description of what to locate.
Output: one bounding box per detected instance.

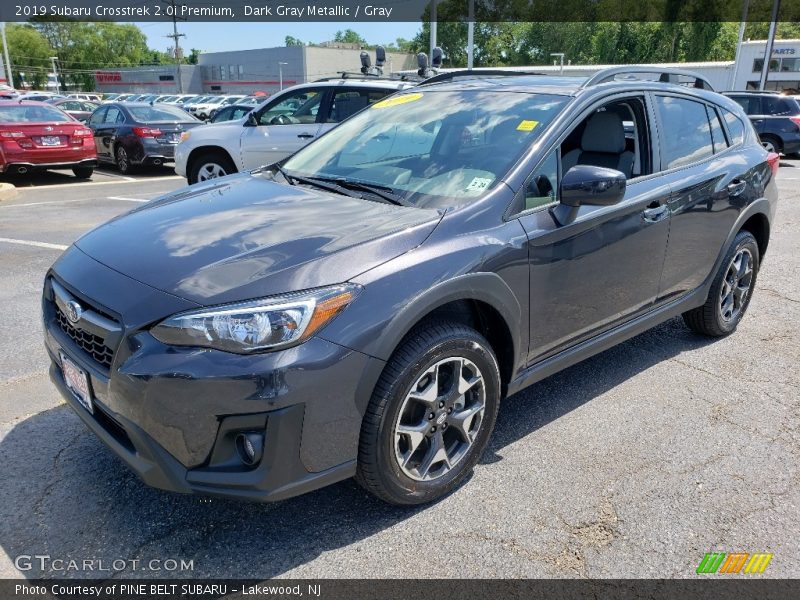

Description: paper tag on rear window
[466,177,493,192]
[517,120,539,132]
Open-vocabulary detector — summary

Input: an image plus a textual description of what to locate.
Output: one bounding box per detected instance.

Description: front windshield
[282,89,568,208]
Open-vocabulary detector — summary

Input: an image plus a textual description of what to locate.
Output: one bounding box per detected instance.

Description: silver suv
[175,77,415,183]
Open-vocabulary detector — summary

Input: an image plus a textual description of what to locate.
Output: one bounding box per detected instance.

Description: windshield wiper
[272,164,295,185]
[285,172,363,199]
[330,178,412,207]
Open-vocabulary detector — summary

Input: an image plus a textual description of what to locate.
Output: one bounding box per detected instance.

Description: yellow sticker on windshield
[517,120,539,132]
[372,92,424,109]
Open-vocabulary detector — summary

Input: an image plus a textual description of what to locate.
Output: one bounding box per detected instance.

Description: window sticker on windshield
[466,177,493,192]
[372,92,424,109]
[517,120,539,132]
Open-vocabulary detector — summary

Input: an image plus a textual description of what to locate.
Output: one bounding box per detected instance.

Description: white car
[175,78,415,183]
[187,95,230,120]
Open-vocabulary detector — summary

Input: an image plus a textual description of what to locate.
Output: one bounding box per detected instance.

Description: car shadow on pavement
[0,317,714,579]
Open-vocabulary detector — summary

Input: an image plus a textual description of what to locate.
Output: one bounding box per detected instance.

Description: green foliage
[5,24,52,89]
[333,29,368,46]
[284,36,304,47]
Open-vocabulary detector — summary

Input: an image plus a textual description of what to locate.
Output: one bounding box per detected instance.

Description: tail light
[790,116,800,130]
[0,130,33,148]
[767,152,780,177]
[71,128,93,145]
[133,127,162,138]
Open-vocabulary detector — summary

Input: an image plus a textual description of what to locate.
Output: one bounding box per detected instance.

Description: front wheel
[356,321,501,505]
[188,151,236,184]
[683,230,760,336]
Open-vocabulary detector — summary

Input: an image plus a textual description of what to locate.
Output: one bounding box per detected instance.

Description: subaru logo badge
[66,300,83,324]
[44,126,53,132]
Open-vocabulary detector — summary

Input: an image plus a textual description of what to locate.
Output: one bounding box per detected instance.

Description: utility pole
[429,0,437,58]
[1,23,13,88]
[50,56,60,93]
[467,0,474,70]
[729,0,750,90]
[162,0,185,93]
[278,62,287,90]
[758,0,781,91]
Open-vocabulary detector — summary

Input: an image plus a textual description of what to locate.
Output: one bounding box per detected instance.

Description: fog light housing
[235,432,264,466]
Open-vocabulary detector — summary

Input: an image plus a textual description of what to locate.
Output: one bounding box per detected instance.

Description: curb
[0,182,17,202]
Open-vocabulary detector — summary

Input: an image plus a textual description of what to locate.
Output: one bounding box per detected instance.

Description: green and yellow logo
[697,552,773,574]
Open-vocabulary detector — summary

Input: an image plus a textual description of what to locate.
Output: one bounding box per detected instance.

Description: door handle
[297,133,315,139]
[642,202,668,222]
[727,179,747,197]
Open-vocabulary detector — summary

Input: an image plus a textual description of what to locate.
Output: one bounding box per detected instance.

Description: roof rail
[581,67,714,91]
[314,71,423,83]
[420,69,547,85]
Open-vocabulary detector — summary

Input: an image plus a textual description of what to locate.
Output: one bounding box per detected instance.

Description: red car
[0,100,97,178]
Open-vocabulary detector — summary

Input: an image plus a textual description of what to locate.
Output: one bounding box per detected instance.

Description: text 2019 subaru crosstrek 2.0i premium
[43,68,779,505]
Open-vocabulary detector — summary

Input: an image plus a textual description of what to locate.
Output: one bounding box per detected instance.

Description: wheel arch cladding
[340,273,522,412]
[188,145,236,173]
[739,212,770,260]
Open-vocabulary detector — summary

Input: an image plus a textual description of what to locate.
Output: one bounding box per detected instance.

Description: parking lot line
[10,175,183,191]
[107,196,149,203]
[0,199,90,209]
[0,237,68,251]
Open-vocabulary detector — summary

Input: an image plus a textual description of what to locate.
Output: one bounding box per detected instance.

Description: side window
[707,105,728,153]
[729,95,759,115]
[104,107,123,124]
[257,89,322,125]
[327,89,391,123]
[524,149,559,211]
[762,96,794,116]
[655,96,714,169]
[721,109,745,146]
[88,107,106,125]
[63,101,82,111]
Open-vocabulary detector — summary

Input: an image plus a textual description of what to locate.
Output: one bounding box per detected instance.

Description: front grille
[55,305,115,369]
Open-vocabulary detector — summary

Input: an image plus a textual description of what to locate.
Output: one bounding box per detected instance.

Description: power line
[162,0,186,93]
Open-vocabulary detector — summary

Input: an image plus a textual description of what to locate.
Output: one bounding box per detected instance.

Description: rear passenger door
[653,94,753,300]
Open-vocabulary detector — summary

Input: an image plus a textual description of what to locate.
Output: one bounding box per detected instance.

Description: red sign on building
[95,71,122,83]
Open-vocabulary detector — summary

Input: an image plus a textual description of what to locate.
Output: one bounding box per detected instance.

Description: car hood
[74,173,442,306]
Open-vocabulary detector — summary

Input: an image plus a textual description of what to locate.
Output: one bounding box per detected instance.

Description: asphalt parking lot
[0,162,798,579]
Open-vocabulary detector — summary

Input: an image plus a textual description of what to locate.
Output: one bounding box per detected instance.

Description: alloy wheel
[719,247,754,323]
[116,147,129,172]
[761,139,777,153]
[393,356,486,482]
[197,162,227,181]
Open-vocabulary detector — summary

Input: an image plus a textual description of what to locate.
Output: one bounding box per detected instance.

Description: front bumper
[43,251,375,501]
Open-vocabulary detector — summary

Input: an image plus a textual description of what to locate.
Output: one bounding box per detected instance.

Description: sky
[140,22,422,53]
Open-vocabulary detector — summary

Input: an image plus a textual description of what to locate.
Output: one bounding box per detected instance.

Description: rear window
[127,105,196,122]
[0,104,73,123]
[762,95,799,115]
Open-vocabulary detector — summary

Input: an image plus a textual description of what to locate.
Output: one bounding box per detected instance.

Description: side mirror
[245,112,258,127]
[551,165,626,226]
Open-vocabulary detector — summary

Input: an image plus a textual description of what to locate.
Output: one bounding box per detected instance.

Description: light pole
[278,61,287,90]
[550,53,565,75]
[50,56,60,93]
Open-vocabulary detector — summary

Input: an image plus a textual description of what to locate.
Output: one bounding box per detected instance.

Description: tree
[30,20,150,90]
[186,48,201,65]
[284,36,304,47]
[5,24,53,89]
[333,29,367,46]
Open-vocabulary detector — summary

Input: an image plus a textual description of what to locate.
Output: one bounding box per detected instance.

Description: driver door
[239,87,326,169]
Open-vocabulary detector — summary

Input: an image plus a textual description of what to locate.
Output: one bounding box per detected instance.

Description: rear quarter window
[721,109,746,146]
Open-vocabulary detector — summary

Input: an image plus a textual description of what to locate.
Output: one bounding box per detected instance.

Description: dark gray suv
[43,68,779,505]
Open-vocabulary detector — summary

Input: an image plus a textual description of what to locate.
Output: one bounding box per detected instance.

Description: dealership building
[90,43,416,95]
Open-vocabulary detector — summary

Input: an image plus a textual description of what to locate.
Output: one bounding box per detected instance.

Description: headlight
[179,131,191,142]
[150,284,360,353]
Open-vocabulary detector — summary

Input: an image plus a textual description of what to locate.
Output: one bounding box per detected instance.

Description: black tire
[682,230,760,337]
[72,167,93,179]
[759,134,782,155]
[115,145,135,175]
[356,321,501,505]
[188,151,237,184]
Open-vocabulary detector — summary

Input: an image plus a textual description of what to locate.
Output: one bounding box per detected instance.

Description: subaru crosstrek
[43,68,779,505]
